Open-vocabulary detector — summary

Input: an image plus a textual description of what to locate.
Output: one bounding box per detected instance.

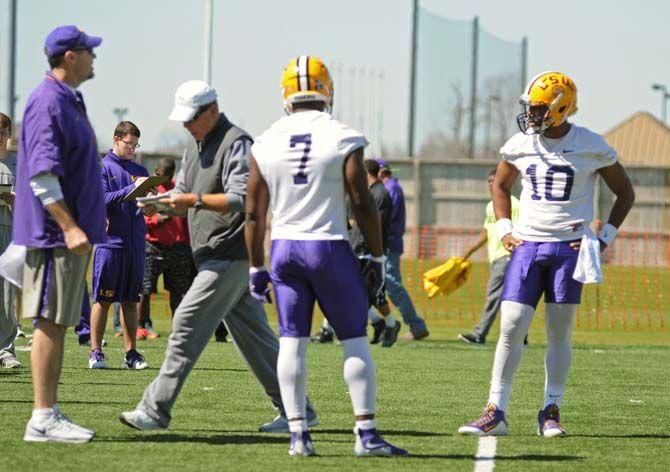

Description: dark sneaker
[289,430,316,456]
[354,427,408,457]
[381,322,402,348]
[123,349,148,370]
[538,404,566,437]
[458,332,485,346]
[214,322,228,342]
[370,320,385,344]
[88,349,106,369]
[458,404,509,436]
[311,327,334,344]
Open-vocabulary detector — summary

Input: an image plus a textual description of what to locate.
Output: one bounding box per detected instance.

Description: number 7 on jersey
[290,133,312,185]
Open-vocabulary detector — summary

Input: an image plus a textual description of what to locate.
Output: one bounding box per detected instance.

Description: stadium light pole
[407,0,418,158]
[4,0,17,120]
[651,83,669,124]
[203,0,213,84]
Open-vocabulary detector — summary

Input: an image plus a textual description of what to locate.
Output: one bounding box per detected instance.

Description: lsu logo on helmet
[516,71,577,135]
[281,55,333,114]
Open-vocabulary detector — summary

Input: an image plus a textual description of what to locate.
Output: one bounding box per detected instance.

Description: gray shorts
[22,247,91,327]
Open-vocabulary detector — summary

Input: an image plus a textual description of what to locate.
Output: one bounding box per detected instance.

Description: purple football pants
[501,240,583,308]
[270,239,368,340]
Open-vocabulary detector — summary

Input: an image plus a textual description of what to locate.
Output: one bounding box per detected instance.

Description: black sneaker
[458,332,485,346]
[381,321,402,348]
[214,322,228,343]
[311,327,334,343]
[370,320,385,344]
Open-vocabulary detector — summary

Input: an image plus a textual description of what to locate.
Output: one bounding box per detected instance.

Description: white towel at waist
[0,242,26,288]
[572,228,602,284]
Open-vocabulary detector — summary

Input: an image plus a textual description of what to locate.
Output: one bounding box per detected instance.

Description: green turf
[1,313,668,471]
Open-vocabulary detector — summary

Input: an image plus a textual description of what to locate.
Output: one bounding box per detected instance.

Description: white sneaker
[24,413,95,443]
[259,414,319,433]
[0,352,22,368]
[119,409,164,431]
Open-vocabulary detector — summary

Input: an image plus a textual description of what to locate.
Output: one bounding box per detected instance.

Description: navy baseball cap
[44,25,102,58]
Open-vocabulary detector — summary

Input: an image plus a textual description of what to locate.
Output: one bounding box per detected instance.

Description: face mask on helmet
[516,103,553,135]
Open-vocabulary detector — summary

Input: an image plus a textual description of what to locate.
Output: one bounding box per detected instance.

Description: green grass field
[1,311,668,471]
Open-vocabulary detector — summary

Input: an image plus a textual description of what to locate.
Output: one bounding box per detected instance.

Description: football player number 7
[290,133,312,185]
[526,164,574,201]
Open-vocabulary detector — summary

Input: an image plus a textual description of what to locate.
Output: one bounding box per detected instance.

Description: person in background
[375,158,430,341]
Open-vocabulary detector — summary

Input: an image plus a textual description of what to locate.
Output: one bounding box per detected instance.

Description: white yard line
[474,436,497,472]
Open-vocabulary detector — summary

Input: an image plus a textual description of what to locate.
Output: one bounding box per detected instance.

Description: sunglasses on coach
[187,103,214,124]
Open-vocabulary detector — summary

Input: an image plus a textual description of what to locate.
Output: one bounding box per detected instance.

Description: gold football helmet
[517,71,578,134]
[281,55,333,114]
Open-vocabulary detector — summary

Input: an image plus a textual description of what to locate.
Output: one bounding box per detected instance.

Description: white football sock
[356,418,377,431]
[488,301,535,411]
[341,336,376,416]
[277,337,310,420]
[384,314,396,328]
[288,419,308,433]
[368,307,383,324]
[544,303,576,408]
[32,407,55,422]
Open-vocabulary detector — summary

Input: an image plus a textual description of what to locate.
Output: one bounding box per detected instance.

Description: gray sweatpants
[138,258,314,427]
[472,256,510,340]
[0,225,17,358]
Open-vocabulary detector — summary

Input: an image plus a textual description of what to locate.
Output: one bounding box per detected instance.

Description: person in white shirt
[458,71,635,438]
[245,55,407,458]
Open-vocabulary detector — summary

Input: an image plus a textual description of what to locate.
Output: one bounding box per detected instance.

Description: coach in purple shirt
[89,121,149,371]
[376,158,429,340]
[14,25,105,443]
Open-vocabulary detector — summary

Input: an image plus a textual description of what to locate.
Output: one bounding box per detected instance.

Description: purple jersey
[13,73,106,248]
[98,151,149,249]
[383,177,406,254]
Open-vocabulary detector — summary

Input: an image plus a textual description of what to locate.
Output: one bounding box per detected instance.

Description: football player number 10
[525,164,574,201]
[290,133,312,185]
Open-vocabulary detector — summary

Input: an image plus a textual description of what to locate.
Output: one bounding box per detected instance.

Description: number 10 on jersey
[290,133,312,185]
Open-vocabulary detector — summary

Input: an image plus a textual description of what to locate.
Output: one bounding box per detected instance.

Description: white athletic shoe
[119,409,164,431]
[258,414,319,433]
[24,413,95,443]
[289,431,316,457]
[0,352,22,368]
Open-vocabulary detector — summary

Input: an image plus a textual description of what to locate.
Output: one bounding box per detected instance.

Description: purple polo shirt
[383,177,406,254]
[98,151,149,249]
[13,73,106,248]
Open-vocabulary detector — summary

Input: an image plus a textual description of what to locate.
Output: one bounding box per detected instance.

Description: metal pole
[203,0,213,84]
[520,36,528,92]
[468,16,479,159]
[5,0,17,119]
[662,93,668,124]
[407,0,418,158]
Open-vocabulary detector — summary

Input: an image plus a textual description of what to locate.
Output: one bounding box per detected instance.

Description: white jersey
[251,110,368,240]
[500,124,617,242]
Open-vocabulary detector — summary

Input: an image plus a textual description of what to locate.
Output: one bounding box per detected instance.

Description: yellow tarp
[422,257,472,299]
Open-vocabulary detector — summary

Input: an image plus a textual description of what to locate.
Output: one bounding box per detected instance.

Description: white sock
[544,303,576,408]
[341,336,376,416]
[32,407,55,422]
[356,418,377,431]
[384,314,396,328]
[288,419,308,433]
[277,337,310,420]
[368,307,383,324]
[488,301,535,411]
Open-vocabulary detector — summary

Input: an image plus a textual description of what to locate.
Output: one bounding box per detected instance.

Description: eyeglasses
[187,103,214,124]
[120,139,140,149]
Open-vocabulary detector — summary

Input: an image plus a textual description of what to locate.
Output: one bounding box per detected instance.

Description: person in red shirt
[137,158,196,339]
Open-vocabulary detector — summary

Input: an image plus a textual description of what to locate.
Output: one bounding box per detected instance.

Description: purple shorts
[92,247,145,303]
[501,240,583,308]
[270,239,368,340]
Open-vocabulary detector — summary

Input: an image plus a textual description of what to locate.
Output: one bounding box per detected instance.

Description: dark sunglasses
[187,103,214,123]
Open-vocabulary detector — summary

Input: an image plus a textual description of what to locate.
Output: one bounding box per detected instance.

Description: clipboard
[123,175,170,201]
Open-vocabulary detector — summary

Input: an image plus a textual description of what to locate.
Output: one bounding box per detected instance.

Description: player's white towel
[572,229,602,284]
[0,242,26,288]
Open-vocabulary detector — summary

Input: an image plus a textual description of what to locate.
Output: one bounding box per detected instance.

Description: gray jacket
[175,113,252,265]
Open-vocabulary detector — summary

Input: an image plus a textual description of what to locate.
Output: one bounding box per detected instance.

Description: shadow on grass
[1,399,130,406]
[191,367,249,373]
[494,454,584,462]
[313,429,450,437]
[102,433,286,445]
[570,434,670,439]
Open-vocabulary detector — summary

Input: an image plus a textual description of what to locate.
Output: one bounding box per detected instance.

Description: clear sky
[1,0,669,154]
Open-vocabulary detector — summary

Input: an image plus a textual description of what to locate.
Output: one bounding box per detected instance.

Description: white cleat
[354,427,408,457]
[24,413,95,443]
[119,409,164,431]
[289,431,316,457]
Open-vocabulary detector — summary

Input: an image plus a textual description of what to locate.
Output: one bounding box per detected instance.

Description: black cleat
[458,332,485,346]
[370,320,385,344]
[311,327,334,343]
[381,321,402,348]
